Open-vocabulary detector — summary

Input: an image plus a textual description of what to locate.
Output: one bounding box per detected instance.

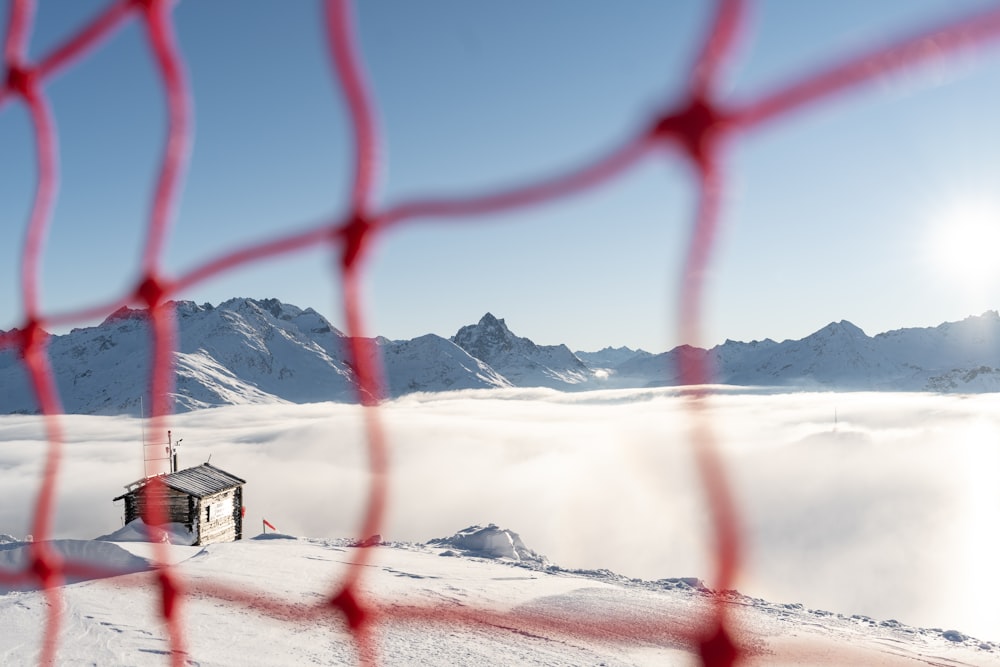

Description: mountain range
[1,297,998,415]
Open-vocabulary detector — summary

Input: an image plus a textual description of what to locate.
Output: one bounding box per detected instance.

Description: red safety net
[3,1,1000,665]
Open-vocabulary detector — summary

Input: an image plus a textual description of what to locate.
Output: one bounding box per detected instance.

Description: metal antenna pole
[140,395,148,477]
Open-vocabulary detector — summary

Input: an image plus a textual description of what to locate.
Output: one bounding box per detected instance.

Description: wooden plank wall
[196,488,241,545]
[126,485,193,529]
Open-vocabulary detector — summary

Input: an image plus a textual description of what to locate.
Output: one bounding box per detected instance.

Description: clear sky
[2,1,1000,352]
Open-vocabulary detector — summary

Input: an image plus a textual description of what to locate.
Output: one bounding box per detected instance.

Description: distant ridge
[1,299,998,415]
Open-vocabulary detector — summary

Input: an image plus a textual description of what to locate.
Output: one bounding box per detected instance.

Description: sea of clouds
[1,387,998,640]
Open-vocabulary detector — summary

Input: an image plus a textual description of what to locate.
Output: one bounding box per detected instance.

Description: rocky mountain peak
[452,313,523,361]
[254,297,303,321]
[476,312,510,334]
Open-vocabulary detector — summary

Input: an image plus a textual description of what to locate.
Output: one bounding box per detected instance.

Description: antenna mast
[140,396,173,477]
[140,395,146,469]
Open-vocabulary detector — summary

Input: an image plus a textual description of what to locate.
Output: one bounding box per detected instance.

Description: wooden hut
[113,463,246,546]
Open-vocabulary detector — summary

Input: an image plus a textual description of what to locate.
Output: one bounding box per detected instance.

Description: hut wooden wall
[123,484,194,529]
[196,486,242,545]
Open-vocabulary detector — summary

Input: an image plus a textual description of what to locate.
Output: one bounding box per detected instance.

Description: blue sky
[2,1,1000,352]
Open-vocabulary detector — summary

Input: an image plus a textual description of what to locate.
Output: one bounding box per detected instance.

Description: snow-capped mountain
[452,313,595,389]
[719,320,895,390]
[372,334,511,395]
[0,298,361,415]
[2,299,999,416]
[616,311,1000,392]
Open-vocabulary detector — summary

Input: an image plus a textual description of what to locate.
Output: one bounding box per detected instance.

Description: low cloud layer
[1,388,998,640]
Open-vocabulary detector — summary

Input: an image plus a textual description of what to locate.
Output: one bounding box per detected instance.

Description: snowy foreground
[1,526,998,666]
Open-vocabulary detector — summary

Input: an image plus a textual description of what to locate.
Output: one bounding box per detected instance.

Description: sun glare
[926,201,1000,290]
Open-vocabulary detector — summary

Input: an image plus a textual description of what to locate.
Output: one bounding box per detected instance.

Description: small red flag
[263,519,276,531]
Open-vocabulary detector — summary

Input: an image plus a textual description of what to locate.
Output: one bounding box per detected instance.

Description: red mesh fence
[3,0,1000,665]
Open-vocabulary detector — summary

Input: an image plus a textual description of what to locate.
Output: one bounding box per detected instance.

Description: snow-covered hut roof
[113,463,245,501]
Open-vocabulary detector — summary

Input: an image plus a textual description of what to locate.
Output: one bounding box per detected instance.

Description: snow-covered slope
[376,335,511,395]
[0,298,361,415]
[1,528,996,666]
[721,320,895,389]
[875,312,1000,391]
[614,344,711,387]
[3,302,999,416]
[174,298,359,406]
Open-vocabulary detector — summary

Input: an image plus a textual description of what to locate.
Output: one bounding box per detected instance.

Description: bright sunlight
[926,199,1000,292]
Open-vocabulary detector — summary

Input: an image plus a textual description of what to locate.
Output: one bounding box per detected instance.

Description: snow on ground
[98,520,197,545]
[3,391,1000,655]
[1,530,998,666]
[0,539,149,593]
[96,520,202,565]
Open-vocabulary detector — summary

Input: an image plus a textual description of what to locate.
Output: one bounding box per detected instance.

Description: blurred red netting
[3,1,1000,665]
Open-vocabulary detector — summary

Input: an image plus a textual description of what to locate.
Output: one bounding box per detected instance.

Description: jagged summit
[452,314,593,389]
[256,297,300,320]
[452,313,519,360]
[811,320,867,338]
[479,312,506,327]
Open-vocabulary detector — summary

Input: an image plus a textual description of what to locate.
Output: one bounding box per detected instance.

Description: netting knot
[330,585,368,632]
[698,622,739,667]
[17,318,47,357]
[337,213,372,272]
[5,64,36,98]
[652,95,728,168]
[131,0,159,12]
[29,543,62,588]
[135,274,169,309]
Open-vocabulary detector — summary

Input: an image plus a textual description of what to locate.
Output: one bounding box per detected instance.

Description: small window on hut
[205,505,211,522]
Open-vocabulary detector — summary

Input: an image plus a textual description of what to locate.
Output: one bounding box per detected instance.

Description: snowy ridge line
[4,299,1000,417]
[5,0,1000,666]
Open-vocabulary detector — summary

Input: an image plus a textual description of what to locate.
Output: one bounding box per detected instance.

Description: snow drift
[429,524,547,564]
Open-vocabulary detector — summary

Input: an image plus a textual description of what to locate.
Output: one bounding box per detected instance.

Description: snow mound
[428,524,546,564]
[97,519,197,546]
[0,539,150,592]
